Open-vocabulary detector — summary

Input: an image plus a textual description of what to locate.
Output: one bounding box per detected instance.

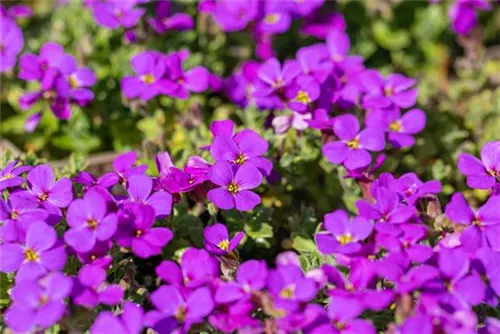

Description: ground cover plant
[0,0,499,333]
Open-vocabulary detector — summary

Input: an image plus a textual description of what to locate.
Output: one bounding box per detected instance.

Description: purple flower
[58,54,97,106]
[18,42,65,82]
[116,203,173,258]
[126,174,173,218]
[121,51,171,101]
[449,0,491,36]
[286,76,321,113]
[147,285,214,332]
[445,193,500,251]
[0,193,48,242]
[26,164,73,210]
[325,29,364,76]
[390,172,442,205]
[90,301,144,334]
[207,161,262,211]
[210,128,273,176]
[4,272,72,333]
[93,0,145,29]
[295,44,331,84]
[224,60,260,107]
[472,247,500,306]
[300,13,346,39]
[361,70,418,109]
[112,151,148,185]
[315,210,373,255]
[148,1,193,34]
[1,4,33,19]
[0,160,31,191]
[0,222,66,280]
[257,1,292,34]
[73,170,119,191]
[376,224,433,262]
[365,107,426,148]
[72,264,124,308]
[458,141,500,189]
[322,114,385,170]
[76,241,113,268]
[64,189,118,253]
[155,151,191,193]
[211,0,259,32]
[0,18,23,72]
[204,223,244,255]
[215,260,267,304]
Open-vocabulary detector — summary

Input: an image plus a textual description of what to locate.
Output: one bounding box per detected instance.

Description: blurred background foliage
[1,0,499,264]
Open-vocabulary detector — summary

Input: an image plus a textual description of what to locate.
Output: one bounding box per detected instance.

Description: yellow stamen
[227,182,239,195]
[69,74,79,88]
[38,192,49,202]
[86,219,98,230]
[140,74,156,85]
[234,153,246,165]
[0,174,14,181]
[280,284,295,299]
[24,248,39,262]
[295,90,311,104]
[264,13,280,24]
[347,138,360,149]
[136,230,143,237]
[384,86,393,97]
[218,239,229,251]
[10,211,19,220]
[337,233,354,245]
[389,120,402,132]
[175,305,186,322]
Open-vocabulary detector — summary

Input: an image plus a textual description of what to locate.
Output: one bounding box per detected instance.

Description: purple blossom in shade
[0,193,48,243]
[472,247,500,306]
[254,58,300,98]
[203,223,244,256]
[309,294,376,334]
[161,51,210,99]
[76,241,113,269]
[449,0,492,36]
[0,160,31,191]
[73,170,120,191]
[156,248,220,288]
[183,155,211,190]
[209,300,260,333]
[26,164,73,209]
[92,0,145,29]
[0,18,23,72]
[295,44,332,84]
[285,76,321,113]
[276,304,328,333]
[289,0,324,16]
[361,70,418,109]
[375,224,433,262]
[211,0,259,32]
[148,1,193,34]
[445,193,500,251]
[325,29,364,75]
[365,107,426,148]
[390,172,442,205]
[458,141,500,189]
[146,285,214,333]
[300,12,346,39]
[210,129,273,176]
[4,272,72,333]
[64,189,118,253]
[154,151,191,194]
[112,151,148,185]
[0,222,66,280]
[18,42,65,82]
[126,174,173,218]
[90,301,144,334]
[315,210,373,255]
[356,186,416,235]
[435,247,486,307]
[214,260,268,304]
[267,264,318,313]
[57,54,97,106]
[115,203,173,258]
[72,264,124,308]
[322,114,386,170]
[225,60,260,108]
[121,51,171,101]
[0,4,33,19]
[207,161,262,211]
[257,1,292,34]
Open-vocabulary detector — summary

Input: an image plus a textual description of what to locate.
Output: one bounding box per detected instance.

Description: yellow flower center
[384,86,393,97]
[218,239,229,251]
[175,305,187,322]
[86,219,98,230]
[0,173,14,181]
[10,210,19,220]
[136,230,143,237]
[140,74,156,85]
[227,182,239,195]
[334,321,347,330]
[39,295,49,306]
[24,248,39,262]
[486,169,499,178]
[472,219,482,227]
[280,284,296,299]
[234,153,246,165]
[69,74,79,88]
[38,192,49,202]
[347,138,360,149]
[264,13,280,24]
[389,120,402,132]
[337,233,354,245]
[295,90,311,104]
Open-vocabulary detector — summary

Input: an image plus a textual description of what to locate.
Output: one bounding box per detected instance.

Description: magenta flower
[72,264,124,308]
[215,260,267,304]
[300,12,346,39]
[445,193,500,251]
[0,4,33,19]
[90,301,144,334]
[4,272,72,333]
[473,247,500,306]
[0,222,66,280]
[148,1,193,34]
[211,0,259,32]
[116,203,173,258]
[126,174,173,218]
[285,76,321,113]
[203,223,244,255]
[0,160,31,191]
[295,44,331,84]
[449,0,491,36]
[322,114,385,170]
[147,285,214,333]
[361,70,418,109]
[365,107,426,148]
[210,128,272,176]
[73,170,119,191]
[26,164,73,210]
[76,241,113,269]
[18,42,65,83]
[0,18,23,73]
[207,161,262,211]
[64,189,118,253]
[376,224,433,262]
[257,2,291,34]
[225,60,260,107]
[112,151,148,185]
[154,151,191,193]
[458,141,500,189]
[390,172,442,205]
[92,0,145,29]
[254,58,300,99]
[57,54,97,106]
[315,210,373,255]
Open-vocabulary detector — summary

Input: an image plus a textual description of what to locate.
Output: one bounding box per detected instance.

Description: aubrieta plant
[0,1,499,334]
